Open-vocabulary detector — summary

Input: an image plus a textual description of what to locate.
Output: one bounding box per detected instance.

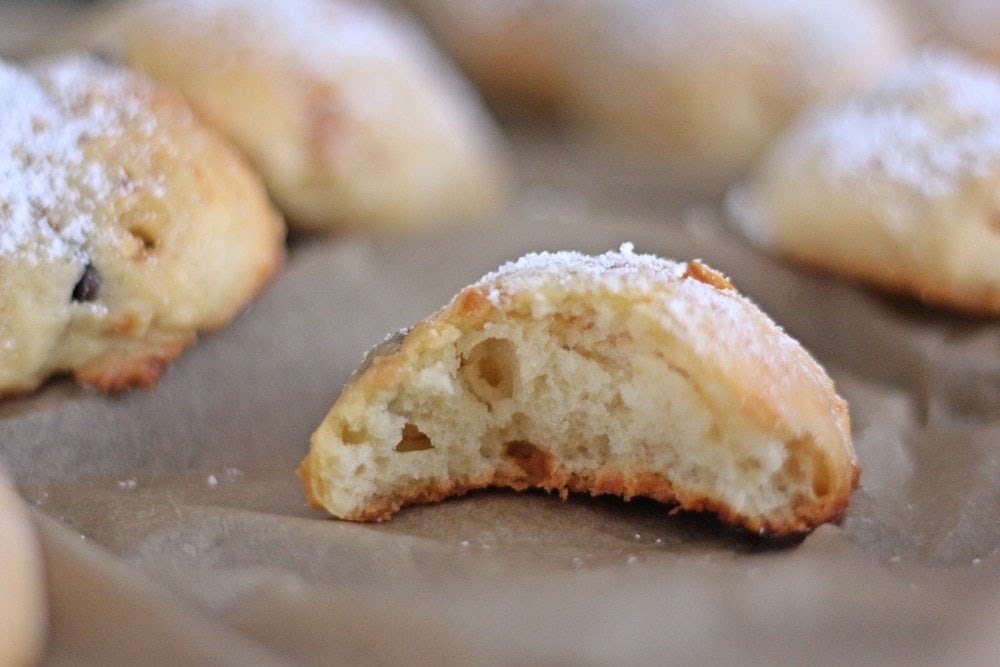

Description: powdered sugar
[803,51,1000,199]
[477,244,753,331]
[476,245,769,361]
[479,243,689,307]
[0,55,161,264]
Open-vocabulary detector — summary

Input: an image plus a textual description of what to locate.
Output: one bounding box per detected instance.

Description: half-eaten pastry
[299,246,857,535]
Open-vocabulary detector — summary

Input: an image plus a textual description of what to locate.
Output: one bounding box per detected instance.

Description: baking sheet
[2,129,999,664]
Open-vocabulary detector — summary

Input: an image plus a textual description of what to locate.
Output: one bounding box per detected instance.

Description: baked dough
[0,55,284,395]
[559,0,908,172]
[730,51,1000,316]
[119,0,509,233]
[300,246,857,535]
[0,468,46,667]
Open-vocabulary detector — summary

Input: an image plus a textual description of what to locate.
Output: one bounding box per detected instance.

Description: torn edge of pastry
[0,468,46,667]
[300,245,858,536]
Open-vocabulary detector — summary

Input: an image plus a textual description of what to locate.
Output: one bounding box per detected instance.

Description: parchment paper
[1,5,999,662]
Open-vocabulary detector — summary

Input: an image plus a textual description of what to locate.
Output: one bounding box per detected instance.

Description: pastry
[0,55,284,395]
[730,51,1000,316]
[0,467,46,667]
[559,0,908,173]
[401,0,574,113]
[299,246,857,535]
[119,0,509,233]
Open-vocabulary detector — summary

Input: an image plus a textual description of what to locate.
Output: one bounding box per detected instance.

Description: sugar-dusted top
[0,55,162,264]
[474,244,762,365]
[793,50,1000,199]
[475,244,754,331]
[478,243,688,305]
[469,244,849,452]
[474,245,757,351]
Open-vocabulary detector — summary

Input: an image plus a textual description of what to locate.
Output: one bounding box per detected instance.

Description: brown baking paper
[2,147,999,664]
[1,6,999,657]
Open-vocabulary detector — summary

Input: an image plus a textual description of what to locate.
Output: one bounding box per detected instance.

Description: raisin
[72,263,101,302]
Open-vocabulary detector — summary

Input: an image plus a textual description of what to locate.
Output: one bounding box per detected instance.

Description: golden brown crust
[297,455,327,511]
[781,248,1000,317]
[73,340,189,391]
[330,463,852,536]
[681,260,735,291]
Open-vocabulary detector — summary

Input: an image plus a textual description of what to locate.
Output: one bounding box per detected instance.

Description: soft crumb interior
[317,306,832,524]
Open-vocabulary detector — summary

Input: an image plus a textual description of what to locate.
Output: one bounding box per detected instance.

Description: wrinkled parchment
[3,151,999,663]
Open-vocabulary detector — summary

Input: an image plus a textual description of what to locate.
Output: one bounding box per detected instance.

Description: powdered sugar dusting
[477,244,747,326]
[477,245,762,360]
[0,55,161,264]
[804,51,1000,199]
[479,242,688,306]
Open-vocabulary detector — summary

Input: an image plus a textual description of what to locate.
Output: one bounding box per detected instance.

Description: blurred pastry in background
[118,0,510,234]
[0,55,285,395]
[560,0,909,175]
[729,51,1000,316]
[400,0,575,115]
[0,466,46,667]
